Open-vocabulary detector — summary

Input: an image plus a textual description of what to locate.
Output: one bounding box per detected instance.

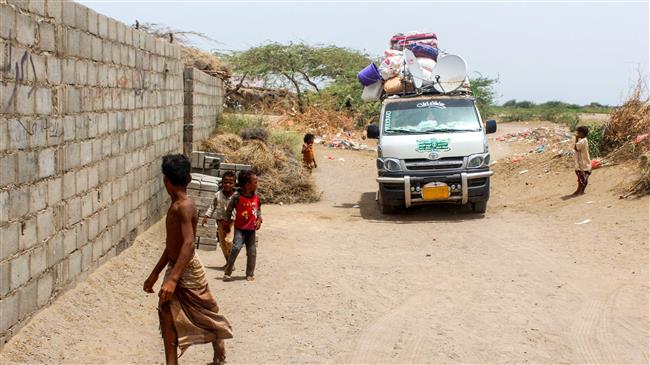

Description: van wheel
[471,201,487,214]
[378,190,397,214]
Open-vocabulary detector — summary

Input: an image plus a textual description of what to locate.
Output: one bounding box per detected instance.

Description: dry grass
[201,133,321,204]
[180,47,231,79]
[275,106,357,136]
[601,80,650,196]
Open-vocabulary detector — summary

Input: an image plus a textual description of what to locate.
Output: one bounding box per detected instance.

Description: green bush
[269,130,303,155]
[587,124,604,157]
[556,113,580,131]
[216,114,266,134]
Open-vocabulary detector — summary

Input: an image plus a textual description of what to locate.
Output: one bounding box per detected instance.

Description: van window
[383,99,481,134]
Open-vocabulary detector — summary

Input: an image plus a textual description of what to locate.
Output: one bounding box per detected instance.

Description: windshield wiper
[385,129,422,134]
[422,128,480,133]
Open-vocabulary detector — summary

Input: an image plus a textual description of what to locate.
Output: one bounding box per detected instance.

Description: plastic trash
[575,219,591,225]
[519,169,529,174]
[591,159,601,169]
[327,156,335,160]
[634,133,649,144]
[338,158,345,162]
[535,145,545,153]
[512,156,525,163]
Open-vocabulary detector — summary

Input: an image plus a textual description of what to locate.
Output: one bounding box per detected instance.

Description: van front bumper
[377,170,492,208]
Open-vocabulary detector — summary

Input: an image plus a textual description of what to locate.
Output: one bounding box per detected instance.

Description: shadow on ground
[334,192,487,223]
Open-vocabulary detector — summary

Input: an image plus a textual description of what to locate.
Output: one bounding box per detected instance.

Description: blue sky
[80,0,649,106]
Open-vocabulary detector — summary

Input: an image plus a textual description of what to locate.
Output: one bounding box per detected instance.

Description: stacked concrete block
[183,68,224,155]
[187,173,221,251]
[0,1,184,347]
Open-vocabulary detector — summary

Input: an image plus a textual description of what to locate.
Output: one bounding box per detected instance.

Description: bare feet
[212,340,226,364]
[246,276,254,281]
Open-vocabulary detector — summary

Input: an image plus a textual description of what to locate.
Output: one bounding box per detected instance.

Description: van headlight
[467,153,490,169]
[377,158,402,172]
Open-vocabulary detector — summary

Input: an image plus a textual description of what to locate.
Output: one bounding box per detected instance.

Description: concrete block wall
[183,67,223,155]
[0,0,184,346]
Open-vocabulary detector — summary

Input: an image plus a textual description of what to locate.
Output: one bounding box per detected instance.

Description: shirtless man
[144,154,232,365]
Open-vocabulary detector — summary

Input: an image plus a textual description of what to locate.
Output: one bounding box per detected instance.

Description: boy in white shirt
[573,126,592,195]
[202,171,236,266]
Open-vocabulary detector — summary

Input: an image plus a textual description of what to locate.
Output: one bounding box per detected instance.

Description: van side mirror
[367,124,380,139]
[485,120,497,134]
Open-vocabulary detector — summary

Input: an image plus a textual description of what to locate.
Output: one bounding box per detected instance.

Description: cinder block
[19,279,38,320]
[37,271,53,307]
[0,191,7,224]
[88,9,98,35]
[0,291,19,333]
[10,254,29,290]
[80,243,92,272]
[0,4,17,40]
[36,148,55,179]
[63,142,80,171]
[46,56,61,84]
[46,232,64,266]
[87,63,97,87]
[64,86,81,114]
[0,222,20,261]
[107,17,117,41]
[66,196,81,226]
[39,22,56,52]
[33,87,52,115]
[74,2,88,31]
[17,151,38,183]
[79,32,91,60]
[0,261,9,297]
[80,141,92,166]
[15,84,35,115]
[61,58,75,84]
[62,227,75,255]
[91,36,102,62]
[47,177,62,207]
[15,12,36,46]
[29,245,46,277]
[68,250,81,279]
[97,13,108,37]
[62,171,75,199]
[76,168,88,195]
[76,60,88,85]
[81,192,93,218]
[46,0,62,21]
[30,181,48,213]
[37,209,54,242]
[8,186,29,221]
[0,153,16,187]
[68,28,82,58]
[62,115,75,142]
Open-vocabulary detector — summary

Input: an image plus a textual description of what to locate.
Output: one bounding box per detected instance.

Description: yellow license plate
[422,183,450,201]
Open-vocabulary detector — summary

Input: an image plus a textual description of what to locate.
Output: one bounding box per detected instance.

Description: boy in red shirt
[223,170,262,281]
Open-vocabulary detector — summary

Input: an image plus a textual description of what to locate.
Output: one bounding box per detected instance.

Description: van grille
[404,158,464,171]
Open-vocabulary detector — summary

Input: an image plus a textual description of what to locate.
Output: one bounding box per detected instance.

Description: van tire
[471,201,487,214]
[378,190,397,214]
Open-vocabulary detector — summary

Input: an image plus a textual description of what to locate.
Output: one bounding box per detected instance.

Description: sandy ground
[1,121,648,364]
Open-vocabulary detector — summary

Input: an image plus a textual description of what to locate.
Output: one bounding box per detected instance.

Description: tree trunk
[283,72,305,113]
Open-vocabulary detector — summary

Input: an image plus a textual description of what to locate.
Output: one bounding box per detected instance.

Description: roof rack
[381,84,473,100]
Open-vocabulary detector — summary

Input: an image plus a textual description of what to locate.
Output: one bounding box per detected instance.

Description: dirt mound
[201,134,321,204]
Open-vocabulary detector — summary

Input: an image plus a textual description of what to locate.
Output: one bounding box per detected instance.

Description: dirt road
[1,122,648,364]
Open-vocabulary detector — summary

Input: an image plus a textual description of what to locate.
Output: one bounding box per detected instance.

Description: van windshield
[383,99,481,134]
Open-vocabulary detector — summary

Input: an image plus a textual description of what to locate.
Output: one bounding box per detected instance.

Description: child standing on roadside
[202,171,236,267]
[223,170,262,281]
[573,126,592,195]
[302,133,317,171]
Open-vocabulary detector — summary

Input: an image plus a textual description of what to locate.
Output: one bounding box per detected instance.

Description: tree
[226,42,371,112]
[503,99,517,107]
[469,74,498,117]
